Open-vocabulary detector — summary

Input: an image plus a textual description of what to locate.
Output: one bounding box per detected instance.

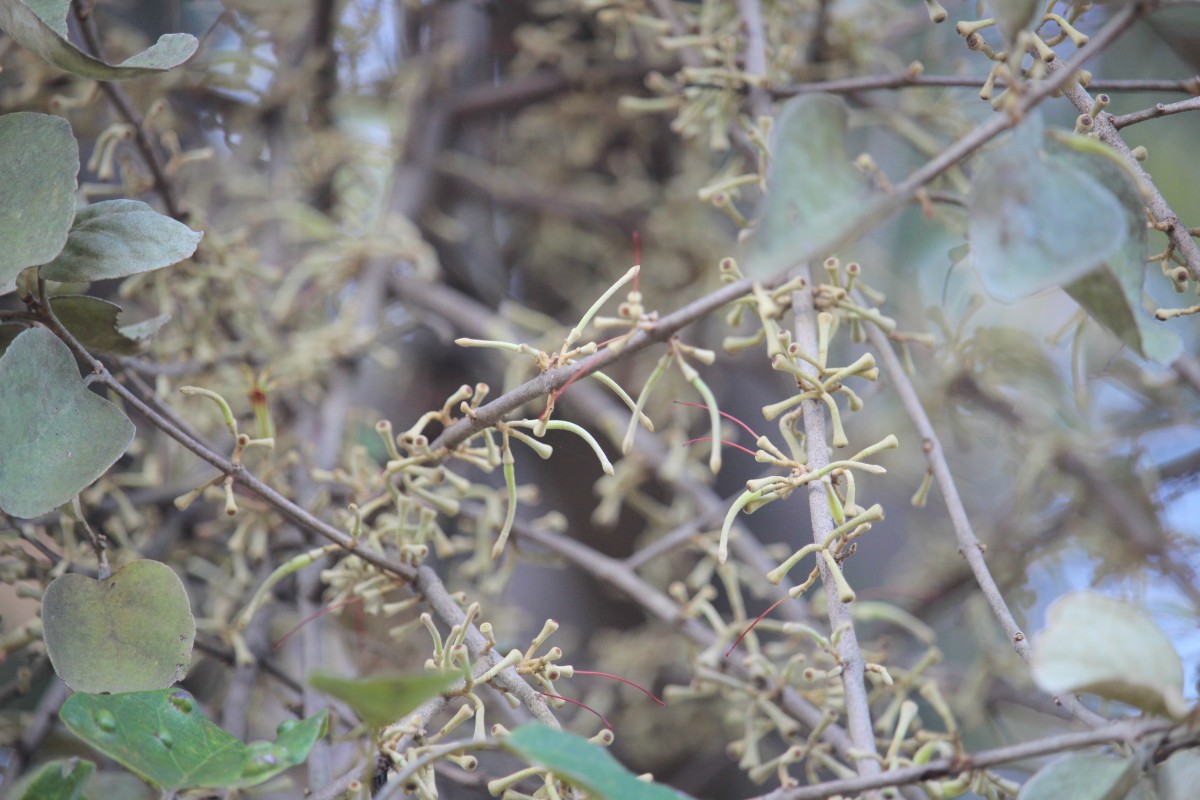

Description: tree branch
[861,316,1108,728]
[790,274,881,781]
[752,717,1181,800]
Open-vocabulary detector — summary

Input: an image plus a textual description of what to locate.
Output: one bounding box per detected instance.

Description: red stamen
[673,400,760,440]
[725,595,789,658]
[683,437,758,458]
[541,693,614,729]
[272,596,364,652]
[574,670,665,705]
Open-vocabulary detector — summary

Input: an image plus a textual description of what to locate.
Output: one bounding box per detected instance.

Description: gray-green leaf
[1048,131,1181,364]
[1018,753,1138,800]
[969,119,1128,302]
[42,559,196,694]
[0,0,197,80]
[743,94,874,278]
[1031,591,1189,719]
[40,200,202,283]
[0,328,134,518]
[0,111,78,296]
[1156,749,1200,800]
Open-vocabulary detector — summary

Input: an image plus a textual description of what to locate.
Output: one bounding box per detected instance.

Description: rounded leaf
[1031,591,1189,718]
[0,328,134,518]
[744,94,874,278]
[40,199,202,283]
[42,559,196,694]
[969,120,1127,302]
[1019,753,1138,800]
[0,112,78,296]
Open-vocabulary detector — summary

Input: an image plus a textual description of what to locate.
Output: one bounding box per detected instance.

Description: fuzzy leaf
[9,757,94,800]
[0,112,78,296]
[42,559,195,694]
[744,94,874,278]
[1018,754,1138,800]
[1031,592,1189,719]
[0,0,197,79]
[969,119,1127,302]
[0,328,134,518]
[40,200,202,283]
[60,690,327,791]
[503,724,692,800]
[309,670,456,730]
[50,295,170,355]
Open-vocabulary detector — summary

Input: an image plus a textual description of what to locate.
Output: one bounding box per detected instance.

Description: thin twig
[752,717,1181,800]
[861,315,1108,728]
[34,309,560,730]
[735,0,771,119]
[1110,94,1200,128]
[772,73,1200,97]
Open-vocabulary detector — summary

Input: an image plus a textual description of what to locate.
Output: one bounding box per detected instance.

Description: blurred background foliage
[1,1,1199,798]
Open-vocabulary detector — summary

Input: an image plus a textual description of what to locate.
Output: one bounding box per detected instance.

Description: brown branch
[773,73,1200,97]
[861,316,1108,728]
[1110,94,1200,128]
[34,308,560,731]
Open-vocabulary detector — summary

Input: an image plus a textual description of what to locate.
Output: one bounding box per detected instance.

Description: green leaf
[744,94,874,278]
[969,118,1128,302]
[309,670,456,730]
[50,295,170,355]
[1047,132,1181,364]
[40,200,202,283]
[502,724,691,800]
[60,690,328,791]
[9,757,94,800]
[1031,592,1189,719]
[1018,753,1138,800]
[0,328,134,518]
[1155,749,1200,800]
[0,112,78,296]
[0,0,198,80]
[42,559,196,694]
